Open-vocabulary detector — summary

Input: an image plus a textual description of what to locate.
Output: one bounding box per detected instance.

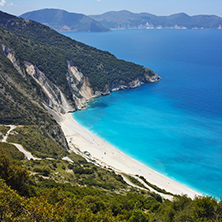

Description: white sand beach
[57,112,201,199]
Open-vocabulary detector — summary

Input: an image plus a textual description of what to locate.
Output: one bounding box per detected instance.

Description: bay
[62,29,222,198]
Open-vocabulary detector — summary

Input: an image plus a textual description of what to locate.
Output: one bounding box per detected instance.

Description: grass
[0,142,25,160]
[136,175,174,196]
[0,125,10,138]
[23,152,129,193]
[7,125,68,158]
[123,174,148,190]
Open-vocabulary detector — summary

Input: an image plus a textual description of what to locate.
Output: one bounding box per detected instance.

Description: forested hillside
[0,9,159,156]
[0,152,221,221]
[21,8,110,32]
[0,26,69,152]
[0,10,158,95]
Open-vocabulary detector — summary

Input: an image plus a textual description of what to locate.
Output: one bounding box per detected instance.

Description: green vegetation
[0,47,68,152]
[0,152,35,197]
[0,45,55,125]
[0,46,68,152]
[0,152,222,221]
[0,11,156,95]
[0,142,25,160]
[0,125,10,136]
[24,152,128,191]
[7,125,68,158]
[137,175,173,195]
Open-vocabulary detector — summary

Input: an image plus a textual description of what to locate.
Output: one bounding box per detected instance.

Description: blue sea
[62,29,222,198]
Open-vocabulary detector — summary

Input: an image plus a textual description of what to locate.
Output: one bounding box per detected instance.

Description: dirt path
[1,125,40,160]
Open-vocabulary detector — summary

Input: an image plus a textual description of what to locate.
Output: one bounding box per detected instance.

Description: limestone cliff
[67,62,160,110]
[24,61,73,114]
[1,44,70,151]
[67,61,93,110]
[110,72,160,92]
[2,44,160,115]
[2,44,24,77]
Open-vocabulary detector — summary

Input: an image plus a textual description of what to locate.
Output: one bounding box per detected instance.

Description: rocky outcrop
[2,44,74,114]
[67,61,160,109]
[67,61,93,110]
[2,44,25,77]
[111,73,160,92]
[1,45,70,151]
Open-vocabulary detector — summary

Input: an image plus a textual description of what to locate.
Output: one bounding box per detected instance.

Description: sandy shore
[58,112,201,199]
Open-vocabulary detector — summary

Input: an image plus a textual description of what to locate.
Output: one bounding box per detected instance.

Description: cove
[62,29,222,198]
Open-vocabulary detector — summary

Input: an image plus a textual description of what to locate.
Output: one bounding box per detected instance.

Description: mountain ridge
[20,8,110,32]
[90,10,222,29]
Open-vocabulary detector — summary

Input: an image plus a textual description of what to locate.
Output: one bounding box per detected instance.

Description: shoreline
[57,112,201,199]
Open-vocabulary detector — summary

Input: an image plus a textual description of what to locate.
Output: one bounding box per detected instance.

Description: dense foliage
[0,60,68,150]
[0,142,25,160]
[7,125,68,158]
[0,27,69,152]
[0,152,222,221]
[0,10,156,94]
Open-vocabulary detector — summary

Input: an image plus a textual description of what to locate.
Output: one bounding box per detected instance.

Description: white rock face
[24,61,73,114]
[2,44,160,114]
[2,44,24,76]
[67,61,93,110]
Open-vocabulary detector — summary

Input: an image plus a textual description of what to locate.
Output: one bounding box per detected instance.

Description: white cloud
[8,2,15,6]
[0,0,6,6]
[97,0,103,1]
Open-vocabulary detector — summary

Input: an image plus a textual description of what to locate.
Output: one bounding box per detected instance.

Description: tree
[128,209,149,222]
[0,152,34,196]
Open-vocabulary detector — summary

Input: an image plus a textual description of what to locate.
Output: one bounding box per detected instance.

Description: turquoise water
[63,30,222,198]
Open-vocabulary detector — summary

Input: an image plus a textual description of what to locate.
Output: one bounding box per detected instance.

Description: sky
[0,0,222,17]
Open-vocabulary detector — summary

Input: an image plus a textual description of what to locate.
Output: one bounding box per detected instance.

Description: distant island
[20,8,110,32]
[20,9,222,32]
[90,10,222,30]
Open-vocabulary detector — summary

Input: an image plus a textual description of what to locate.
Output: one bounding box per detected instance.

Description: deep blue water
[62,30,222,198]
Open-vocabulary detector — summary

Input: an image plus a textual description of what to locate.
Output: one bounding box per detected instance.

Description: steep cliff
[24,61,73,114]
[2,43,160,114]
[0,10,161,116]
[0,44,69,151]
[67,61,93,110]
[2,44,24,77]
[67,61,160,110]
[2,44,73,114]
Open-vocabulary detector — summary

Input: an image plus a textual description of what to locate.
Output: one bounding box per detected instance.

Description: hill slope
[0,10,160,112]
[21,8,110,32]
[0,10,222,222]
[0,9,159,157]
[90,10,222,29]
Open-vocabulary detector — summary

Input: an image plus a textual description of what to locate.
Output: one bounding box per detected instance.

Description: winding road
[1,125,40,160]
